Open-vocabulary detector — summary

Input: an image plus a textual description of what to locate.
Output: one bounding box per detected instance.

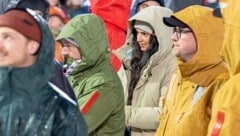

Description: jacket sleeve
[78,83,124,134]
[207,77,240,136]
[126,106,161,129]
[53,104,88,136]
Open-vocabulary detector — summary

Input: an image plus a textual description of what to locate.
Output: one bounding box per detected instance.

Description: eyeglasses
[173,27,193,39]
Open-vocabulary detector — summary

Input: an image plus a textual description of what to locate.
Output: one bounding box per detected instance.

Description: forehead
[0,27,24,37]
[48,15,64,23]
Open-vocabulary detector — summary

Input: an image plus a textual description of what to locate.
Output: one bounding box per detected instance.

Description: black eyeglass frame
[173,27,193,39]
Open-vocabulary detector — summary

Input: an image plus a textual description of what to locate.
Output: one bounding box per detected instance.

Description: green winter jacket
[57,14,125,136]
[0,9,87,136]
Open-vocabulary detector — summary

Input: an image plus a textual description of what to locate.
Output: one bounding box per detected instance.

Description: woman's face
[136,28,151,52]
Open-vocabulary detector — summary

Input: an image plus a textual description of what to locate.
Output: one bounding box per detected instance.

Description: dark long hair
[127,29,159,105]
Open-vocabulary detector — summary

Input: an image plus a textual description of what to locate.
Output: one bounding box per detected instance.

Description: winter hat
[0,8,41,42]
[49,6,69,24]
[134,20,154,34]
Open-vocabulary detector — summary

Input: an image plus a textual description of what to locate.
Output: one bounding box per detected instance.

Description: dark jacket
[50,61,77,101]
[0,9,87,136]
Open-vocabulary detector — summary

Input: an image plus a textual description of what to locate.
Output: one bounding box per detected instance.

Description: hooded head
[212,0,240,76]
[163,5,226,86]
[56,14,109,73]
[114,6,173,70]
[129,6,173,56]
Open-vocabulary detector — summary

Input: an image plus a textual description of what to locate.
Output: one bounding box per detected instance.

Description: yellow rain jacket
[156,5,229,136]
[207,1,240,136]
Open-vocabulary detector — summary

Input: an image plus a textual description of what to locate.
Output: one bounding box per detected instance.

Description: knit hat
[49,6,69,24]
[134,20,154,34]
[0,8,41,43]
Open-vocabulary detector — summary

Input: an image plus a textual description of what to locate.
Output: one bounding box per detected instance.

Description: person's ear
[28,40,41,55]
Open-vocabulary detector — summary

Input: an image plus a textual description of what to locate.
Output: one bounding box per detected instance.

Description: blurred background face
[47,0,60,6]
[67,0,84,8]
[137,1,161,12]
[136,28,151,52]
[71,0,83,6]
[48,15,65,31]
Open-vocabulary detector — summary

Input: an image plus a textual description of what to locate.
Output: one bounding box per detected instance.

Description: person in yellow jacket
[207,1,240,136]
[155,5,229,136]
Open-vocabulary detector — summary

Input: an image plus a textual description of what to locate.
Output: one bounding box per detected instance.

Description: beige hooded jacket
[114,6,176,136]
[207,1,240,136]
[156,5,229,136]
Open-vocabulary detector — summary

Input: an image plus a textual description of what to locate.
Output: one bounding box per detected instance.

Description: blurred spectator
[62,0,89,19]
[89,0,132,72]
[130,0,164,16]
[49,6,69,63]
[47,0,62,7]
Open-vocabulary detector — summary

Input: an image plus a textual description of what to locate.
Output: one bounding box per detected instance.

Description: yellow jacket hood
[172,5,227,86]
[219,0,240,76]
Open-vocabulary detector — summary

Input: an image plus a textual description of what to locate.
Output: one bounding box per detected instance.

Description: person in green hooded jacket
[56,14,125,136]
[0,8,87,136]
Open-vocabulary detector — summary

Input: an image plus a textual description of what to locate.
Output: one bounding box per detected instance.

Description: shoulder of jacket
[48,82,77,106]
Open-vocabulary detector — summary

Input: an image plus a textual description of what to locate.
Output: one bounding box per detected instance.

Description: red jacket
[90,0,132,71]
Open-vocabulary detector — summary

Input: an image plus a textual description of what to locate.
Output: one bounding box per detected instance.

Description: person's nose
[137,34,143,43]
[61,46,70,56]
[0,39,3,48]
[171,32,178,41]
